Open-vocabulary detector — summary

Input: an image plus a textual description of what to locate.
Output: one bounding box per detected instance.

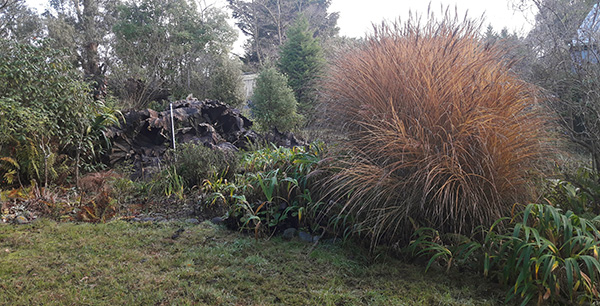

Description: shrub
[172,143,238,188]
[250,67,303,132]
[320,14,547,245]
[0,39,118,186]
[148,165,185,200]
[407,227,485,274]
[491,204,600,305]
[546,167,600,218]
[206,142,326,234]
[208,55,245,108]
[408,203,600,305]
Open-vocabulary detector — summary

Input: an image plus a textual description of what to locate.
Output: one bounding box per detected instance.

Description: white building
[241,73,257,100]
[571,4,600,64]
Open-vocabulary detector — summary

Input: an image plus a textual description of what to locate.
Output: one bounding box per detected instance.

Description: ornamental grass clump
[321,13,548,245]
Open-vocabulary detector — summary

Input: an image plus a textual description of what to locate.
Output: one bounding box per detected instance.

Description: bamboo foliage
[320,12,548,244]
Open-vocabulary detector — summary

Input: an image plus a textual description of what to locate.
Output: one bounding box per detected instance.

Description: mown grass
[0,220,505,305]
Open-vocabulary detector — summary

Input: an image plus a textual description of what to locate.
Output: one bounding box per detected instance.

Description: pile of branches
[106,98,258,178]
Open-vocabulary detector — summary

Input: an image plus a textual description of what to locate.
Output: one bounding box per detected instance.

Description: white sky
[329,0,536,37]
[25,0,537,53]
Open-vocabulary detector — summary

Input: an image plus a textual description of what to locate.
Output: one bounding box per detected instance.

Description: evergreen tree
[250,67,302,132]
[278,16,324,118]
[227,0,338,66]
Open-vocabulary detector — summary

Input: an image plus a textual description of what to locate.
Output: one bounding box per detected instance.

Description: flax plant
[320,11,548,245]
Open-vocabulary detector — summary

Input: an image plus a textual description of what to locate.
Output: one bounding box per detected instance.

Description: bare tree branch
[0,0,19,12]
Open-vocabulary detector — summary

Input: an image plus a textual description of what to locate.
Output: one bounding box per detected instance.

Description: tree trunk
[81,0,105,99]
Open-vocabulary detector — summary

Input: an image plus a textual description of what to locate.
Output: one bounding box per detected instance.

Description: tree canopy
[516,0,600,172]
[0,0,42,41]
[228,0,338,67]
[112,0,238,103]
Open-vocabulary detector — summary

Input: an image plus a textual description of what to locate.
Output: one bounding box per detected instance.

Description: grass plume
[320,11,548,245]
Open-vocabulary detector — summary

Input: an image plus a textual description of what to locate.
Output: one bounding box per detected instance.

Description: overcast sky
[25,0,537,52]
[329,0,536,37]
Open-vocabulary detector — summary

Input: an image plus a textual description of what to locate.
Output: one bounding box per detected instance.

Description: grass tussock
[321,12,548,245]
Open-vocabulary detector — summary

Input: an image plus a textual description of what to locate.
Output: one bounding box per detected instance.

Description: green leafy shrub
[546,167,600,217]
[172,143,238,189]
[233,169,305,231]
[408,227,486,274]
[113,144,239,205]
[206,142,326,234]
[250,67,303,132]
[490,204,600,305]
[148,165,185,200]
[409,204,600,305]
[320,14,547,245]
[0,39,118,186]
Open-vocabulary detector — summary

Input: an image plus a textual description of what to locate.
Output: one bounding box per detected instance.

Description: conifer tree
[250,67,302,132]
[278,16,324,118]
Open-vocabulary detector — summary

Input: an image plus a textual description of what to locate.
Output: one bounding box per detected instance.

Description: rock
[282,228,297,240]
[185,218,200,225]
[215,142,239,153]
[141,217,155,222]
[298,231,313,243]
[211,217,224,225]
[132,218,142,222]
[262,127,306,148]
[312,235,321,243]
[14,215,29,225]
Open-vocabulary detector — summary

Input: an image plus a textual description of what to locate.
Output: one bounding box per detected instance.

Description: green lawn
[0,220,505,305]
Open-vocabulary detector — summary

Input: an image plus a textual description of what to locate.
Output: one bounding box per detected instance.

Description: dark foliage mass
[250,67,302,132]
